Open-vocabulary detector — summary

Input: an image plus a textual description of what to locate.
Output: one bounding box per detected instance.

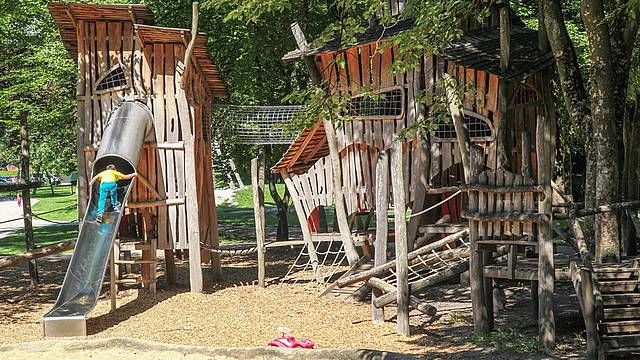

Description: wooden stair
[593,266,640,357]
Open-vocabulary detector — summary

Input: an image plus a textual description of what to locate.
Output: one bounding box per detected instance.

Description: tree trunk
[582,0,620,263]
[269,172,290,241]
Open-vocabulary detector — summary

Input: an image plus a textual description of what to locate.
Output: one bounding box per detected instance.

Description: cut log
[367,277,437,316]
[336,229,468,288]
[0,240,76,269]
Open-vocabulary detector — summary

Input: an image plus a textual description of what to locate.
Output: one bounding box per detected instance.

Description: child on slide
[89,164,136,223]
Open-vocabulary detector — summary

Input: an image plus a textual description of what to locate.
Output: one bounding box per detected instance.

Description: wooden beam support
[282,171,324,283]
[537,110,555,350]
[324,120,360,265]
[0,240,76,269]
[391,139,410,336]
[372,149,389,324]
[251,151,266,288]
[181,2,199,90]
[368,277,437,316]
[126,198,185,208]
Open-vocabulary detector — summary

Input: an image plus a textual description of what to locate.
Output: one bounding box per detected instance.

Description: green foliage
[0,0,76,175]
[468,328,539,353]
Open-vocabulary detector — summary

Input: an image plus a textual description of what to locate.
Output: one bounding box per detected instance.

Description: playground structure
[272,0,566,345]
[41,3,227,337]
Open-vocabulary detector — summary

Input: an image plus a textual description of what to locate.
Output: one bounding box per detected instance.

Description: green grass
[0,170,18,176]
[468,328,539,353]
[31,185,78,221]
[0,224,78,255]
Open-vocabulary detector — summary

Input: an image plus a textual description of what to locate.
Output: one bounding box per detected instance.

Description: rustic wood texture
[252,153,266,288]
[391,140,410,336]
[373,150,389,324]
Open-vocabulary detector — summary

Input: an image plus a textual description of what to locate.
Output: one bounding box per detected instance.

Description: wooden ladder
[109,210,158,312]
[574,261,640,359]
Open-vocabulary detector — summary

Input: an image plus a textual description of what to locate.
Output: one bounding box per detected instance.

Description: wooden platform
[483,255,579,281]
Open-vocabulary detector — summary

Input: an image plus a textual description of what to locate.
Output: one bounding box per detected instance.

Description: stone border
[0,337,420,360]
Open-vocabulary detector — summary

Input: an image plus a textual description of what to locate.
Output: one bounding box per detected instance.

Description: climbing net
[213,105,305,145]
[280,235,349,286]
[382,235,470,290]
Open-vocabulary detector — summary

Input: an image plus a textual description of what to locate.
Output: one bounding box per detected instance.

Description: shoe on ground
[96,214,103,223]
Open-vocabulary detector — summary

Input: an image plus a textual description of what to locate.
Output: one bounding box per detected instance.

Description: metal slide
[42,101,153,337]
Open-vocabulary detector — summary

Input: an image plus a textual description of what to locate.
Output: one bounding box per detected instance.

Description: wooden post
[579,267,602,360]
[182,2,199,89]
[290,23,322,85]
[164,249,176,285]
[109,247,117,312]
[324,121,360,265]
[537,109,555,350]
[391,139,410,336]
[499,2,511,72]
[20,111,38,287]
[407,139,429,250]
[372,150,389,324]
[251,149,266,288]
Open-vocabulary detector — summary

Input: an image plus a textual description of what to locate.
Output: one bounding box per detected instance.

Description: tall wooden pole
[391,139,410,336]
[372,150,389,324]
[252,148,266,288]
[537,71,556,351]
[20,111,38,287]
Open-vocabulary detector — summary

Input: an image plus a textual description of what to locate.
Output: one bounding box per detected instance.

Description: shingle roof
[440,26,554,81]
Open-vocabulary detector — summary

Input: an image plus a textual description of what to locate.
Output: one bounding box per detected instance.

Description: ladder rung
[114,259,157,264]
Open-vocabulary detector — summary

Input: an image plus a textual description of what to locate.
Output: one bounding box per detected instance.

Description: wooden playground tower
[275,0,562,349]
[49,2,226,294]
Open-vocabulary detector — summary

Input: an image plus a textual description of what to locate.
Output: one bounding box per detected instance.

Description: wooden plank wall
[76,19,216,251]
[307,43,544,224]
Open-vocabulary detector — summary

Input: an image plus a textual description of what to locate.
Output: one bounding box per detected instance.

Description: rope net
[280,235,348,286]
[213,105,304,145]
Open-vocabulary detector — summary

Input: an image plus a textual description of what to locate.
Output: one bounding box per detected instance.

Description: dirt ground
[0,249,588,359]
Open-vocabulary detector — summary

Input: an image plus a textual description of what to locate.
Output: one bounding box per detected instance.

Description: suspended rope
[0,203,78,225]
[409,190,462,218]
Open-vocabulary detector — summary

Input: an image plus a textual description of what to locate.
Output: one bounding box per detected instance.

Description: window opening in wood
[346,87,404,120]
[433,111,494,142]
[95,63,129,93]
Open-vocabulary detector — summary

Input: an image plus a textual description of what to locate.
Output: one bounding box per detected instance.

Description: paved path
[0,198,77,239]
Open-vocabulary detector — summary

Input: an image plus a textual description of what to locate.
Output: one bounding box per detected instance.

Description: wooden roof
[48,3,227,98]
[271,121,329,174]
[48,2,154,59]
[441,26,554,81]
[135,25,227,98]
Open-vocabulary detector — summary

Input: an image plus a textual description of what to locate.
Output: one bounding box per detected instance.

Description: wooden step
[602,333,640,349]
[598,280,638,294]
[602,320,640,334]
[605,346,640,355]
[604,307,640,320]
[418,223,468,235]
[599,280,639,293]
[602,293,640,306]
[594,268,638,280]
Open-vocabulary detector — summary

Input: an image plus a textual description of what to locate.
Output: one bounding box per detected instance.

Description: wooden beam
[324,121,360,265]
[500,2,511,71]
[0,240,75,269]
[368,277,437,316]
[537,110,555,350]
[336,229,468,288]
[291,23,322,84]
[391,139,410,336]
[554,201,640,219]
[251,151,266,288]
[126,198,185,208]
[136,173,162,200]
[181,2,199,90]
[372,149,389,324]
[282,171,324,283]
